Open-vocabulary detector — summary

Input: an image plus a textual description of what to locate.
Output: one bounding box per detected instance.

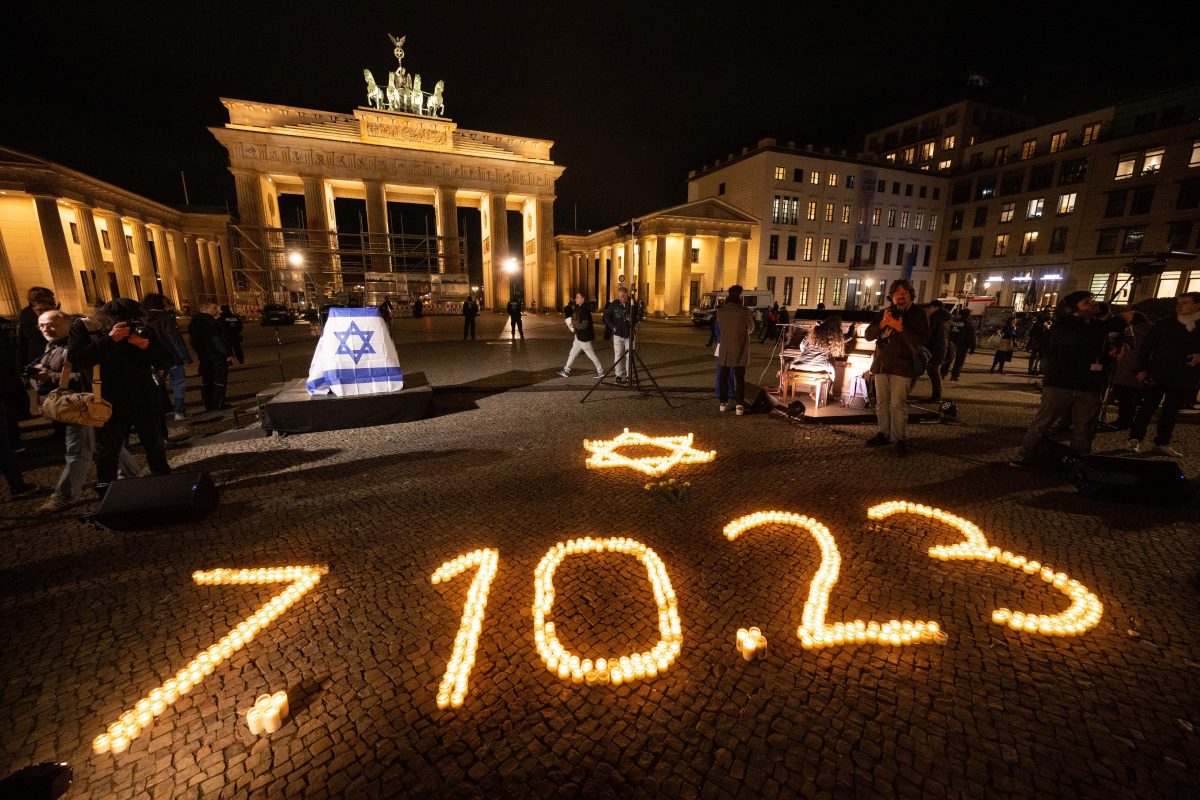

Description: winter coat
[1135,316,1200,389]
[714,300,754,367]
[1110,320,1153,389]
[1040,311,1111,392]
[603,299,636,339]
[187,312,229,364]
[865,304,930,378]
[926,307,951,359]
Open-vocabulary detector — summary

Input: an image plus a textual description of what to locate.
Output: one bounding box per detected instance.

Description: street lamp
[503,258,518,274]
[287,251,304,267]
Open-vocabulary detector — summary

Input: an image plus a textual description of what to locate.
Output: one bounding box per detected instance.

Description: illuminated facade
[0,146,230,316]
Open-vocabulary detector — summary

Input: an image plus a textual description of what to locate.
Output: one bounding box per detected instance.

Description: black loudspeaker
[93,473,219,531]
[743,382,773,414]
[1070,455,1195,506]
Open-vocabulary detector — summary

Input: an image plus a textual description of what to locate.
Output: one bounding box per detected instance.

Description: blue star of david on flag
[333,321,376,364]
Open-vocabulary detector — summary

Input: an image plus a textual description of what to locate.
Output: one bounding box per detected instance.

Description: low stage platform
[257,373,433,435]
[765,388,941,425]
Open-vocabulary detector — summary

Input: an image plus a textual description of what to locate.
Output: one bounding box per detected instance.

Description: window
[837,239,848,262]
[892,182,901,195]
[789,198,799,224]
[872,208,882,226]
[943,135,956,150]
[905,184,914,197]
[868,242,878,264]
[915,212,925,230]
[896,244,906,266]
[1168,221,1193,250]
[817,277,827,304]
[1050,131,1068,153]
[1057,192,1077,214]
[820,237,831,262]
[1026,198,1044,219]
[841,203,851,223]
[975,176,996,200]
[946,238,960,261]
[932,188,941,200]
[772,195,783,224]
[924,245,932,267]
[1049,226,1069,253]
[833,278,843,306]
[921,142,936,160]
[1059,157,1088,185]
[1105,191,1127,218]
[1130,188,1155,215]
[101,229,111,249]
[797,277,810,306]
[1096,228,1120,254]
[852,244,863,267]
[766,276,776,296]
[1000,169,1025,196]
[1021,231,1038,255]
[1178,179,1200,210]
[994,145,1009,165]
[919,186,927,198]
[809,170,820,184]
[883,242,893,264]
[69,222,79,244]
[845,175,856,188]
[1190,140,1200,168]
[691,247,700,263]
[1121,227,1145,253]
[774,166,786,180]
[902,147,915,164]
[803,236,814,261]
[807,201,817,221]
[827,172,839,186]
[999,202,1015,223]
[973,206,988,227]
[1028,164,1055,191]
[786,236,797,260]
[1021,139,1037,159]
[125,234,134,253]
[1115,154,1137,180]
[887,210,897,227]
[946,110,958,125]
[1082,122,1102,146]
[994,234,1010,257]
[793,168,804,183]
[783,277,794,306]
[877,179,886,192]
[938,159,952,171]
[825,202,834,222]
[968,236,983,259]
[885,153,897,163]
[1142,147,1164,175]
[1156,271,1182,298]
[951,210,964,230]
[900,211,910,228]
[769,235,779,259]
[718,182,726,195]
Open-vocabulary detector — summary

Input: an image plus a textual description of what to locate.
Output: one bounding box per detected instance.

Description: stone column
[736,238,749,287]
[218,235,237,307]
[98,211,137,298]
[232,169,266,230]
[536,196,556,308]
[192,237,216,302]
[0,228,22,316]
[207,240,227,304]
[484,193,510,309]
[557,250,570,306]
[653,236,668,313]
[714,237,727,290]
[150,225,179,307]
[302,175,338,295]
[170,231,196,309]
[129,219,153,294]
[33,196,82,313]
[74,205,112,304]
[363,179,390,274]
[435,186,462,274]
[678,236,693,315]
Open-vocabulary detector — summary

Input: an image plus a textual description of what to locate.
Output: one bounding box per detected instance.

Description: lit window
[929,214,937,231]
[887,210,896,227]
[841,204,851,223]
[845,175,856,188]
[789,198,799,224]
[807,201,817,221]
[994,234,1010,256]
[1000,202,1015,223]
[820,237,831,262]
[1122,227,1145,253]
[833,278,843,305]
[774,166,785,180]
[1021,139,1037,160]
[100,229,111,250]
[827,172,839,186]
[797,277,810,306]
[825,202,835,222]
[1057,193,1077,214]
[921,142,936,160]
[1142,147,1164,175]
[1082,122,1102,146]
[1026,198,1045,219]
[803,236,814,261]
[938,159,952,170]
[942,135,956,150]
[1021,231,1038,255]
[900,211,910,228]
[902,147,915,164]
[772,196,783,224]
[994,145,1008,164]
[817,277,827,303]
[1115,155,1136,180]
[871,208,882,226]
[691,247,700,263]
[809,171,820,185]
[1190,140,1200,168]
[69,222,79,244]
[769,235,779,259]
[1050,131,1068,153]
[783,276,794,305]
[885,153,897,163]
[914,212,925,230]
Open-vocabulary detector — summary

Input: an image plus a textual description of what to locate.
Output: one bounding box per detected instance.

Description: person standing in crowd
[143,294,191,420]
[187,301,234,411]
[603,286,636,385]
[378,297,392,327]
[0,309,25,450]
[989,317,1018,374]
[943,308,976,381]
[219,304,245,364]
[1126,292,1200,456]
[1009,291,1108,467]
[919,299,951,402]
[865,279,930,456]
[758,302,779,344]
[462,295,479,340]
[412,296,424,319]
[0,396,38,502]
[1026,313,1051,375]
[778,305,791,329]
[17,287,55,365]
[31,310,141,513]
[1108,309,1153,431]
[506,295,525,339]
[556,292,604,378]
[68,299,172,491]
[714,284,755,415]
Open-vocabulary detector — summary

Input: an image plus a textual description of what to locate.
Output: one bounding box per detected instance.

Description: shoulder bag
[41,362,113,427]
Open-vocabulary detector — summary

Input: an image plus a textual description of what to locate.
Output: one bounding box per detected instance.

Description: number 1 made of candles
[430,549,499,709]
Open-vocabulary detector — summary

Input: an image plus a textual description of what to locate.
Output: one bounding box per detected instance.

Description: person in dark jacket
[17,286,55,365]
[918,300,951,401]
[556,292,603,377]
[1126,292,1200,456]
[506,296,525,339]
[602,286,637,384]
[942,308,976,381]
[1108,309,1152,430]
[989,317,1018,374]
[67,298,172,487]
[1010,291,1107,466]
[1026,314,1051,375]
[462,296,479,340]
[143,293,191,419]
[187,301,233,411]
[218,304,245,364]
[864,279,929,455]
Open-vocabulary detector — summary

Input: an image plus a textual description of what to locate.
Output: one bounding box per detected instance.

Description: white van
[938,295,997,317]
[691,290,774,326]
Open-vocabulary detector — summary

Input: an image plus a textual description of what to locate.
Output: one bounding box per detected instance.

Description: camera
[22,361,42,378]
[132,323,151,338]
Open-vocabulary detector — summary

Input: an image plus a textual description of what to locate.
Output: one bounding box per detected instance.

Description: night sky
[4,2,1197,230]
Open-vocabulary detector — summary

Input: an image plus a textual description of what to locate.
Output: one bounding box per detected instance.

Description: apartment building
[863,100,1036,173]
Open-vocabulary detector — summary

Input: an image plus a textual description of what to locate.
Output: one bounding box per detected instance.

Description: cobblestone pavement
[1,314,1197,798]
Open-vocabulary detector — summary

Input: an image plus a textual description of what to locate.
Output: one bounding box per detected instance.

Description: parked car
[260,304,295,325]
[691,289,774,326]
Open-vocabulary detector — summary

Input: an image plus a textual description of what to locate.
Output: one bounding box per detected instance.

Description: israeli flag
[306,307,405,396]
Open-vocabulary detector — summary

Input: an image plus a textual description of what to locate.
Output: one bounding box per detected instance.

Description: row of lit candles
[431,549,499,709]
[92,565,327,756]
[533,537,682,684]
[583,429,716,477]
[244,692,289,735]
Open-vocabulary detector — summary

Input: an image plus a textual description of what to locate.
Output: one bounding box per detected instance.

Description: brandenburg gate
[209,35,565,310]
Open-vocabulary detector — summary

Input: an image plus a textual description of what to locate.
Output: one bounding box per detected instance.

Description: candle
[261,705,281,734]
[272,691,289,718]
[246,707,264,735]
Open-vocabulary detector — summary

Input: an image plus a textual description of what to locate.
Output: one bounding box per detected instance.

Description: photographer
[143,293,191,420]
[603,286,637,384]
[864,279,930,456]
[67,298,172,489]
[188,301,234,411]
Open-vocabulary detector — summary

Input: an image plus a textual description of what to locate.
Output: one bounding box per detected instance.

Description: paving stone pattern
[1,314,1197,798]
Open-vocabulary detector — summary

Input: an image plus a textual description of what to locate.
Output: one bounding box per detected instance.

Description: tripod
[581,304,671,407]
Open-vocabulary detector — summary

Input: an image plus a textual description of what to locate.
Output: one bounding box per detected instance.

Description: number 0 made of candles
[533,537,682,685]
[723,512,945,649]
[431,549,499,709]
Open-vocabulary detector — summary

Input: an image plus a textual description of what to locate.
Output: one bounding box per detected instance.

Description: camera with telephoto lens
[21,360,42,378]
